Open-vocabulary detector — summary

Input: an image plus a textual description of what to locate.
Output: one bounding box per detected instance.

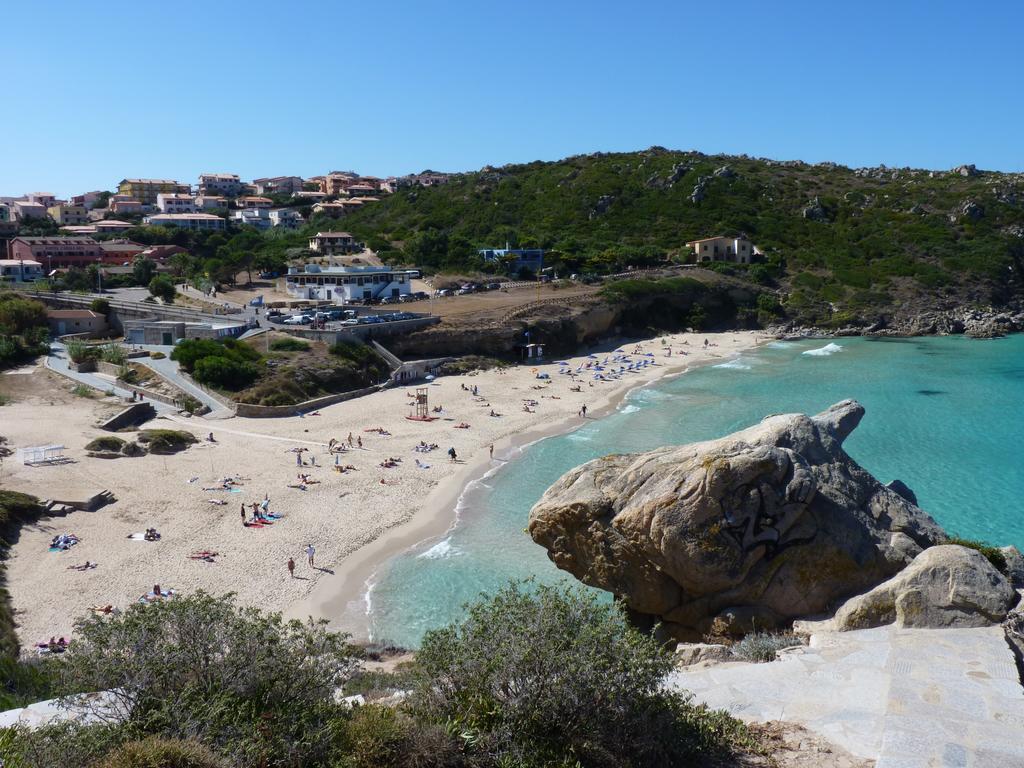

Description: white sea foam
[566,432,594,442]
[802,342,844,357]
[768,341,795,349]
[417,537,461,560]
[713,357,753,370]
[619,404,640,414]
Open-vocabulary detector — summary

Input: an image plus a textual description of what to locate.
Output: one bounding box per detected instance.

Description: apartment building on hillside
[117,178,191,205]
[198,173,243,197]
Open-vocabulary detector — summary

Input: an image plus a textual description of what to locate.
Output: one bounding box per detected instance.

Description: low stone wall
[234,383,386,418]
[99,403,157,432]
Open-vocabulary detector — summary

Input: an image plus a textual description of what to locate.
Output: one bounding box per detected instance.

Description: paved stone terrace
[666,625,1024,767]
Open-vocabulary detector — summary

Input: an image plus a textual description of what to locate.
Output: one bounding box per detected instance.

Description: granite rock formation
[528,400,946,639]
[797,545,1018,631]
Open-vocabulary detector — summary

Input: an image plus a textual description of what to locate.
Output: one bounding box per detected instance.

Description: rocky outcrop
[528,400,945,639]
[802,197,829,221]
[798,546,1018,631]
[672,642,732,668]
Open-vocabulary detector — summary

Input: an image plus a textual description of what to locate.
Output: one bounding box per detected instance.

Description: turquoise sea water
[368,335,1024,648]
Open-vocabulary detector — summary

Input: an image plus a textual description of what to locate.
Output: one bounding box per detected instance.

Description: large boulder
[800,545,1018,631]
[528,400,945,639]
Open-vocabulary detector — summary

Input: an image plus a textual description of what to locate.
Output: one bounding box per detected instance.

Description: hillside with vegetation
[339,148,1024,326]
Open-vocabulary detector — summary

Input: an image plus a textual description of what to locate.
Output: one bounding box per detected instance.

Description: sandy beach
[1,330,763,648]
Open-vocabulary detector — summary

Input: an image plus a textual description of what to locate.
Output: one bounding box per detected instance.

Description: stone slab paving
[665,625,1024,767]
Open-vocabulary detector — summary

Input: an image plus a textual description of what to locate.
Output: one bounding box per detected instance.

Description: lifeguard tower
[406,387,436,422]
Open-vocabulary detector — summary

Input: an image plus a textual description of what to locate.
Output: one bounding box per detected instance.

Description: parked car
[381,296,402,305]
[485,282,501,291]
[413,291,429,300]
[283,314,312,325]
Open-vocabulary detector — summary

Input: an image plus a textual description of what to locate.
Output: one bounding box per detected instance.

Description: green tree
[411,582,752,766]
[132,256,157,287]
[148,275,176,304]
[50,592,358,767]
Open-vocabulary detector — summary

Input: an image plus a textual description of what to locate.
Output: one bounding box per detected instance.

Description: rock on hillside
[528,400,945,640]
[797,545,1018,632]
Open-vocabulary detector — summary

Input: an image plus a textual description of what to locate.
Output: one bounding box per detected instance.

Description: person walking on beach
[580,404,587,418]
[296,451,302,467]
[347,432,353,447]
[448,446,457,462]
[287,557,295,578]
[305,543,315,568]
[240,505,246,526]
[489,444,494,460]
[357,436,362,449]
[260,496,269,516]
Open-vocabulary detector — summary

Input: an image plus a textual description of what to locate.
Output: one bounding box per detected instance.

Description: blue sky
[2,1,1021,197]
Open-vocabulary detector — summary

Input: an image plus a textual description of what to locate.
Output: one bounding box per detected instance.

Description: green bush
[96,736,229,768]
[101,344,128,366]
[149,275,177,304]
[269,337,310,352]
[49,592,358,768]
[136,430,197,455]
[192,355,259,390]
[65,338,100,364]
[90,298,111,315]
[411,582,755,766]
[71,384,95,398]
[85,436,127,453]
[946,537,1008,574]
[730,632,804,663]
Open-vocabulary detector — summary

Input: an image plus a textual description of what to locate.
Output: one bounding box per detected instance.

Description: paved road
[132,345,234,417]
[667,625,1024,767]
[44,343,176,414]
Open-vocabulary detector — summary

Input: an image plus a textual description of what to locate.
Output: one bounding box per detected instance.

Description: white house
[684,236,756,264]
[156,193,197,214]
[285,264,416,304]
[0,259,45,283]
[231,209,273,230]
[268,208,303,228]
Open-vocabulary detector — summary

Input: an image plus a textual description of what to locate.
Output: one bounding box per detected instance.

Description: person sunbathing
[454,422,470,429]
[90,604,115,615]
[287,483,308,490]
[66,561,95,571]
[143,528,161,542]
[206,499,228,506]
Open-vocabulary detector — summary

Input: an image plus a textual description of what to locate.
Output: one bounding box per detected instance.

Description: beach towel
[228,488,244,493]
[127,532,158,541]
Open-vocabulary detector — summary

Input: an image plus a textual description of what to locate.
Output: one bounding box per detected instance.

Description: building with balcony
[156,193,197,214]
[478,247,545,274]
[236,196,273,209]
[252,176,304,196]
[117,178,191,205]
[0,259,45,284]
[198,173,243,197]
[285,264,416,303]
[309,231,359,255]
[143,213,225,231]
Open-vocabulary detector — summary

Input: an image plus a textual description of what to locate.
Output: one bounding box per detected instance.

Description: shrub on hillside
[269,337,310,352]
[96,736,229,768]
[410,581,756,767]
[84,436,127,453]
[730,632,804,663]
[136,430,196,455]
[171,338,262,391]
[47,592,358,767]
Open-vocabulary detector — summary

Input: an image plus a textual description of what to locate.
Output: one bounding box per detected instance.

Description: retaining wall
[233,383,386,418]
[99,403,157,432]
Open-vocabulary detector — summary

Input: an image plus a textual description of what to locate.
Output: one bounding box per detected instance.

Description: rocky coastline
[771,304,1024,340]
